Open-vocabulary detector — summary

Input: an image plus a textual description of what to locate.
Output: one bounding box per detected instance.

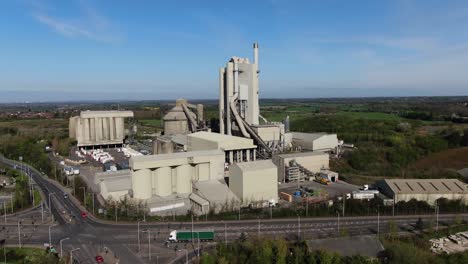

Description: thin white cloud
[32,0,122,43]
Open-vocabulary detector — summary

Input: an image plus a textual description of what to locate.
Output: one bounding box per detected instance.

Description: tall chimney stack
[253,42,259,65]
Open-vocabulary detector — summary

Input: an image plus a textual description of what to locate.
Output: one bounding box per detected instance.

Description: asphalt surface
[1,154,468,264]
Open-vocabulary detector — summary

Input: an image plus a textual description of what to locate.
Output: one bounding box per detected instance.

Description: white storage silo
[153,166,172,197]
[132,169,152,199]
[176,164,192,194]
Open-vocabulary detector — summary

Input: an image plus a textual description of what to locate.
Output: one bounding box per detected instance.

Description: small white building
[229,160,278,205]
[292,132,339,152]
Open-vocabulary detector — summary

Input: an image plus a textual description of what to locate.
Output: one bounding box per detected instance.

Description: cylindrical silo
[154,167,172,197]
[176,164,192,194]
[132,169,152,199]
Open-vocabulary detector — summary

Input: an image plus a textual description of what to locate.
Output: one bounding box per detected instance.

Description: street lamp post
[70,248,80,264]
[138,221,144,252]
[59,238,70,258]
[142,229,151,261]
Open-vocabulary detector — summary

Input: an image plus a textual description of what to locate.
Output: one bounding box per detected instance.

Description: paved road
[1,155,467,264]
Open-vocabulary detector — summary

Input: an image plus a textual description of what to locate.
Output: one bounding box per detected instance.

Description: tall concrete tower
[219,43,260,136]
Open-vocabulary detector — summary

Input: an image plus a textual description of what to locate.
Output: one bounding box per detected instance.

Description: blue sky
[1,0,468,102]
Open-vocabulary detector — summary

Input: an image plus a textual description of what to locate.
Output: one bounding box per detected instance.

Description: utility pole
[224,222,227,245]
[435,203,439,232]
[138,221,142,252]
[238,206,241,220]
[41,202,44,223]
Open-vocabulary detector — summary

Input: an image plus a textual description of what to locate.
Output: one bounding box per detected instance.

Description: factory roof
[234,160,276,172]
[187,131,256,151]
[194,180,239,205]
[94,170,131,184]
[171,134,188,146]
[130,150,224,170]
[292,132,331,141]
[101,175,131,192]
[80,110,133,118]
[276,151,329,158]
[380,179,468,194]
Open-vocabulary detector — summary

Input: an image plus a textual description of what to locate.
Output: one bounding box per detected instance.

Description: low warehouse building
[229,160,278,205]
[129,150,225,200]
[375,179,468,205]
[292,132,338,152]
[272,152,329,182]
[187,131,257,164]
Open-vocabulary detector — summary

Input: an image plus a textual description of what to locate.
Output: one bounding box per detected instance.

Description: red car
[81,212,87,218]
[95,255,104,263]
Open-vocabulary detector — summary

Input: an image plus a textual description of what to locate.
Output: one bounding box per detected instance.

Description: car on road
[95,255,104,263]
[63,193,69,199]
[81,212,87,218]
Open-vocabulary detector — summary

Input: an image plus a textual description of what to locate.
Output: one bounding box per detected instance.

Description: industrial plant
[64,43,467,217]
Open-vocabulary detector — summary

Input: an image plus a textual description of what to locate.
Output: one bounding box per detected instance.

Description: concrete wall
[229,160,278,205]
[395,193,468,205]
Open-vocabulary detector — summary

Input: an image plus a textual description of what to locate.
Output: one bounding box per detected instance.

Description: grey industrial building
[375,179,468,205]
